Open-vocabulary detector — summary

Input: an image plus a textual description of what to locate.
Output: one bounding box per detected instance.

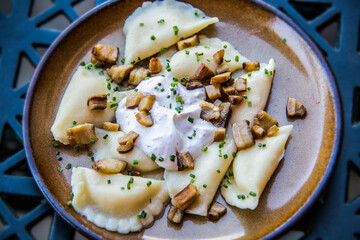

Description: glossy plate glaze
[23,0,342,239]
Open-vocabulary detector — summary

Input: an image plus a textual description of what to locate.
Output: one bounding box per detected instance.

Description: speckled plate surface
[23,0,342,239]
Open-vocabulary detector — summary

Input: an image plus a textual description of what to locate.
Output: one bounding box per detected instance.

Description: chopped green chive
[107,83,111,90]
[137,210,147,219]
[185,49,190,55]
[65,163,72,169]
[173,26,179,36]
[235,55,239,62]
[67,200,72,206]
[237,194,245,200]
[151,154,156,161]
[79,61,85,66]
[224,59,231,62]
[110,103,118,108]
[190,179,195,183]
[249,191,257,197]
[103,134,108,139]
[121,58,125,64]
[157,19,165,24]
[85,64,92,70]
[158,157,164,162]
[282,38,287,44]
[147,181,152,187]
[52,140,60,147]
[195,52,204,62]
[223,45,227,48]
[229,171,234,177]
[248,72,252,77]
[248,101,252,107]
[89,139,95,144]
[219,149,222,157]
[190,173,196,178]
[219,140,226,148]
[247,87,251,91]
[150,35,156,40]
[74,146,81,152]
[56,151,60,155]
[139,23,144,27]
[94,63,100,69]
[223,154,228,159]
[121,187,125,190]
[223,184,228,188]
[58,157,63,161]
[98,70,104,76]
[160,47,166,53]
[70,121,77,128]
[133,160,139,165]
[134,89,138,92]
[217,169,221,173]
[87,152,94,157]
[131,60,135,64]
[58,167,63,173]
[194,10,200,16]
[203,184,207,188]
[169,155,175,161]
[201,146,208,152]
[107,179,111,184]
[232,152,236,158]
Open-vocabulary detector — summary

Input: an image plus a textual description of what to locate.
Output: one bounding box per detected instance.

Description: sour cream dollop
[116,75,216,170]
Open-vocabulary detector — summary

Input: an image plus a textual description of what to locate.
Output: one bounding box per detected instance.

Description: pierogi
[49,0,297,235]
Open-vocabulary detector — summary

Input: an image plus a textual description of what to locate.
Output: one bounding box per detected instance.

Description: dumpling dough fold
[164,129,236,216]
[123,0,218,64]
[220,125,293,210]
[51,66,126,144]
[230,58,276,126]
[169,35,249,80]
[71,167,169,233]
[90,128,159,172]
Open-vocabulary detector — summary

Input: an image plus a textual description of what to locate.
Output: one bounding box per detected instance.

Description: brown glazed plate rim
[23,0,343,239]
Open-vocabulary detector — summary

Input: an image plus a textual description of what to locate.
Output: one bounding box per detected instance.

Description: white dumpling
[123,0,218,64]
[71,167,169,233]
[90,128,159,172]
[164,129,236,216]
[51,66,126,144]
[169,35,249,80]
[230,59,275,126]
[220,125,293,210]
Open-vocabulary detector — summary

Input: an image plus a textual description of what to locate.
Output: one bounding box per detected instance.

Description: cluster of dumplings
[51,0,293,234]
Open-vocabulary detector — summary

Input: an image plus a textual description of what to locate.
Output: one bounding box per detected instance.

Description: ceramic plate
[23,0,342,239]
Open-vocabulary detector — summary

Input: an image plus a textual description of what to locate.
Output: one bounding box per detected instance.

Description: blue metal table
[0,0,359,239]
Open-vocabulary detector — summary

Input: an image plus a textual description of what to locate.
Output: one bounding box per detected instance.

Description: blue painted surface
[0,0,359,239]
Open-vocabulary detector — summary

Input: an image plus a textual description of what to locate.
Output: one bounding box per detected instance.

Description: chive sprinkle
[235,55,239,62]
[190,179,195,183]
[217,169,221,173]
[232,152,236,158]
[121,58,125,63]
[249,191,257,197]
[203,184,207,188]
[237,194,245,200]
[248,101,252,107]
[229,171,234,177]
[188,116,194,123]
[190,173,196,178]
[103,134,108,139]
[169,155,175,161]
[67,201,72,206]
[248,72,252,77]
[157,19,165,24]
[133,160,139,165]
[89,139,95,144]
[282,38,287,43]
[139,23,144,27]
[158,157,164,162]
[201,146,208,152]
[151,154,156,161]
[147,181,152,187]
[107,179,111,184]
[173,26,179,36]
[185,49,190,55]
[65,163,72,169]
[58,167,63,173]
[223,154,228,159]
[150,35,156,40]
[79,61,85,66]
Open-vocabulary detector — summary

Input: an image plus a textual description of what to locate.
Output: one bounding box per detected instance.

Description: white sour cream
[116,75,216,170]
